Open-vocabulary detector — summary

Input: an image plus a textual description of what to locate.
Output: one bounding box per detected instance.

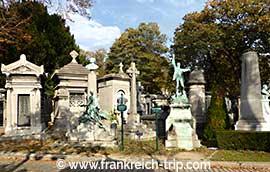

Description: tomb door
[17,94,31,126]
[0,101,3,126]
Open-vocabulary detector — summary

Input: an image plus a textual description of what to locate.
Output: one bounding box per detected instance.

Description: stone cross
[70,50,79,63]
[127,62,140,124]
[119,62,124,73]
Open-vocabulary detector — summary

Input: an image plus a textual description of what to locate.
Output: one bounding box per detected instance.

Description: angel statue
[172,55,190,96]
[79,91,108,129]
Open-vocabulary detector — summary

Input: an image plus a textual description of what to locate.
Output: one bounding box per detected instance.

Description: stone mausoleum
[97,63,130,121]
[0,54,49,136]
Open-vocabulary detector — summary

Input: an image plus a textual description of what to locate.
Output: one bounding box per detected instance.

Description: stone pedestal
[165,103,200,150]
[88,71,97,96]
[68,120,115,147]
[235,51,269,131]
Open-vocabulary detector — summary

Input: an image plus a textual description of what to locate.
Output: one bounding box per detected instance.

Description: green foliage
[44,74,56,98]
[106,22,171,94]
[172,0,270,97]
[216,130,270,152]
[203,88,230,142]
[109,111,119,125]
[0,1,88,94]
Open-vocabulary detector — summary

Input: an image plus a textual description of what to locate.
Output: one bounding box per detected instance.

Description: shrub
[203,88,230,144]
[216,130,270,152]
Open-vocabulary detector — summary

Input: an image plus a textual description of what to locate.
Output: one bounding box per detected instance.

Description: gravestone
[1,54,45,136]
[137,81,145,115]
[235,51,269,131]
[126,62,140,126]
[188,67,206,137]
[125,62,155,140]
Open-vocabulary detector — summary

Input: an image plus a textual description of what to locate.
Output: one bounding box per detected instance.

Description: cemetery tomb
[1,54,46,136]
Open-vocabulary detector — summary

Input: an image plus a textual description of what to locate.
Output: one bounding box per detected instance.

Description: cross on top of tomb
[70,50,79,63]
[127,62,140,76]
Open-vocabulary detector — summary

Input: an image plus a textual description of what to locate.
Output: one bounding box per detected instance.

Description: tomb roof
[55,59,89,75]
[188,66,206,85]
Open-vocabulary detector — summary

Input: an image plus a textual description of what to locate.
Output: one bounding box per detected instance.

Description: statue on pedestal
[172,55,190,103]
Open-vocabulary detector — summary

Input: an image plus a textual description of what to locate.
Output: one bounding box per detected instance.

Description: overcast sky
[66,0,206,51]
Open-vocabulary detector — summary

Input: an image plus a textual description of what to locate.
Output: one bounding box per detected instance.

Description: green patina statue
[79,91,108,129]
[172,55,190,103]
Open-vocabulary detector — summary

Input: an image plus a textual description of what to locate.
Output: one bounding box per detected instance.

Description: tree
[0,0,92,51]
[106,22,171,94]
[203,85,230,143]
[1,0,93,18]
[0,1,88,96]
[172,0,270,97]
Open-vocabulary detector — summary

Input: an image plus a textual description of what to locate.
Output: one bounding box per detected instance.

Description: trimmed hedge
[216,130,270,152]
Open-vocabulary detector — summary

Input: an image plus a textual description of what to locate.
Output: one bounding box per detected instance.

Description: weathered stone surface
[165,103,200,150]
[188,67,206,137]
[126,62,140,126]
[235,51,269,131]
[97,72,130,122]
[1,54,45,136]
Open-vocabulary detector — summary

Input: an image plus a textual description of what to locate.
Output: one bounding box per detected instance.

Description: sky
[66,0,206,51]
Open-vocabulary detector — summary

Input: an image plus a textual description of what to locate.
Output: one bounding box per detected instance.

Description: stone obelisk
[235,51,268,131]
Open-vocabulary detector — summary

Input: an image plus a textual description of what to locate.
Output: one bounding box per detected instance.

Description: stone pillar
[188,67,206,137]
[235,51,268,131]
[5,88,12,134]
[126,62,140,125]
[88,71,97,95]
[85,57,99,96]
[33,87,42,132]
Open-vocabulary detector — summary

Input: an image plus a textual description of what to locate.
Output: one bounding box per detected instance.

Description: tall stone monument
[85,54,99,96]
[188,67,206,137]
[124,62,155,139]
[126,62,140,126]
[235,51,269,131]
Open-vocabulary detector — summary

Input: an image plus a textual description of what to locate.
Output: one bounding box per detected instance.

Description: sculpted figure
[172,55,190,96]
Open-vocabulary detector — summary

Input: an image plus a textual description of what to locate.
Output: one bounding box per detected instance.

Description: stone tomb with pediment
[1,54,45,136]
[52,52,90,136]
